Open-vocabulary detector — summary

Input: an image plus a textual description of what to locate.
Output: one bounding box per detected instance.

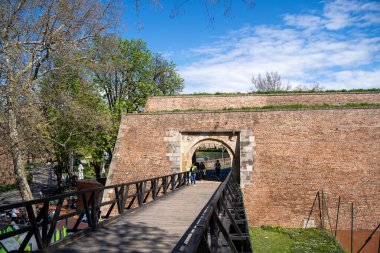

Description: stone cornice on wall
[131,106,380,116]
[148,91,380,99]
[145,92,380,112]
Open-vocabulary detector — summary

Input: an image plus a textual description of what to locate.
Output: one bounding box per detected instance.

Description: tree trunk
[68,151,74,178]
[7,96,34,202]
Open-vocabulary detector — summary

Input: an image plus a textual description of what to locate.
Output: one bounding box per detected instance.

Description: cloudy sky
[123,0,380,93]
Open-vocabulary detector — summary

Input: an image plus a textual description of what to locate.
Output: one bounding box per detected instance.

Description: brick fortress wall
[145,92,380,112]
[108,107,380,230]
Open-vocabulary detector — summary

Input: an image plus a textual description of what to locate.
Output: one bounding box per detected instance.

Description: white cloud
[178,0,380,93]
[325,70,380,89]
[323,0,380,30]
[284,14,324,31]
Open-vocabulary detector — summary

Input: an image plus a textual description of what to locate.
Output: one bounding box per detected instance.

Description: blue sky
[121,0,380,93]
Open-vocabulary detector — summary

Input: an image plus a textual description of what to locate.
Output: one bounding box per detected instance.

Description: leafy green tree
[152,54,184,95]
[0,0,115,201]
[91,36,184,122]
[38,63,112,181]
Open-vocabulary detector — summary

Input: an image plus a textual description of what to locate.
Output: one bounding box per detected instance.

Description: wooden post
[351,202,354,253]
[305,191,318,228]
[317,191,322,228]
[335,196,341,238]
[322,192,333,235]
[321,190,325,229]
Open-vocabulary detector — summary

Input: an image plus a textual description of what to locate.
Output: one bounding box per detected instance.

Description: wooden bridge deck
[52,181,220,253]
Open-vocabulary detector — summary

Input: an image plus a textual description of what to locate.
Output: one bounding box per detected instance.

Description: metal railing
[0,171,190,252]
[305,190,380,253]
[174,172,252,253]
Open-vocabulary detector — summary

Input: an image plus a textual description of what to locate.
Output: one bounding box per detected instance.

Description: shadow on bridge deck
[52,181,220,253]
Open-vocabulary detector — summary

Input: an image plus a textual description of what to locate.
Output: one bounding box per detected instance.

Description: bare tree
[0,0,116,201]
[295,82,325,91]
[251,71,290,92]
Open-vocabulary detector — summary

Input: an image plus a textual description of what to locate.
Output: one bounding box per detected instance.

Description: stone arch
[164,130,254,187]
[179,131,240,181]
[183,138,235,172]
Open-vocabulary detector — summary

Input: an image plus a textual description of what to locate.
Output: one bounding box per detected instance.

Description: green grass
[0,174,33,192]
[155,88,380,96]
[250,226,346,253]
[250,226,294,252]
[253,88,380,94]
[0,183,19,192]
[225,103,380,111]
[156,103,380,113]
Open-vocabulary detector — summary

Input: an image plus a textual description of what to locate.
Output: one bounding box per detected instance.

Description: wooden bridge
[0,172,252,252]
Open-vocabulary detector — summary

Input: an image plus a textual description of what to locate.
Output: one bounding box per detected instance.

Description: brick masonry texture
[108,107,380,230]
[144,92,380,112]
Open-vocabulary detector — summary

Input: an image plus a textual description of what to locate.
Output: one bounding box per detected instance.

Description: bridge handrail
[176,172,252,253]
[0,171,188,210]
[0,171,190,252]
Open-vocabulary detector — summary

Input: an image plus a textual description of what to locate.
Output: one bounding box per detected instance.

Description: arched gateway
[163,130,254,186]
[106,92,380,230]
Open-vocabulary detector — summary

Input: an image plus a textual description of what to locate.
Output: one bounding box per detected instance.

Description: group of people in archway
[189,159,222,186]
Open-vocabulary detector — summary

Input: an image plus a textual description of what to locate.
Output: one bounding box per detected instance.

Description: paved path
[0,167,56,205]
[52,181,220,253]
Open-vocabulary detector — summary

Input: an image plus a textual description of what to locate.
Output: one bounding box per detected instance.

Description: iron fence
[305,190,380,253]
[173,172,252,253]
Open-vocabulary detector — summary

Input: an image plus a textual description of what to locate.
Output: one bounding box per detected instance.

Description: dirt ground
[336,230,379,253]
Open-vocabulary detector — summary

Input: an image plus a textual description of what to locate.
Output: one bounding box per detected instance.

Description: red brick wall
[145,92,380,112]
[108,108,380,230]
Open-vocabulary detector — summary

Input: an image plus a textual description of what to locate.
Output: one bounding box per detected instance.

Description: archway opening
[165,130,252,187]
[192,146,231,181]
[181,136,240,182]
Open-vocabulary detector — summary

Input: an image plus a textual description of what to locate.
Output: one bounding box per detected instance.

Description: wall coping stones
[147,91,380,99]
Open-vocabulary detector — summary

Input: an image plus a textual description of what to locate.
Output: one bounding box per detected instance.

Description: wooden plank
[52,182,220,253]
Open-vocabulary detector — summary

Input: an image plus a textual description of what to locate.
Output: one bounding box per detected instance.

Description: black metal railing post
[0,171,190,252]
[335,196,341,238]
[178,172,252,253]
[356,223,380,253]
[351,202,354,253]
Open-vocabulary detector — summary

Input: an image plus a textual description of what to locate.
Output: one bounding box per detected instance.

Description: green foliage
[250,226,293,253]
[251,226,346,253]
[39,62,113,164]
[25,163,36,170]
[91,36,184,121]
[0,174,33,192]
[233,103,380,110]
[159,103,380,113]
[86,36,184,161]
[196,149,230,159]
[0,183,18,192]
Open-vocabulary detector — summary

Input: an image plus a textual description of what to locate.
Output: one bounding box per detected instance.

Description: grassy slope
[162,103,380,113]
[156,88,380,96]
[250,226,346,253]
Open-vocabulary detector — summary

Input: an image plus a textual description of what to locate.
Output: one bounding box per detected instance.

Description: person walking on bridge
[215,160,221,180]
[199,162,206,180]
[190,163,198,186]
